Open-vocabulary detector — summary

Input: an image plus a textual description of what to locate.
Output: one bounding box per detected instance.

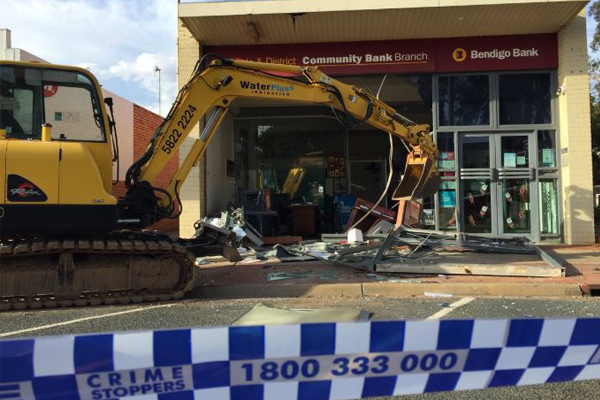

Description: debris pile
[193,207,564,279]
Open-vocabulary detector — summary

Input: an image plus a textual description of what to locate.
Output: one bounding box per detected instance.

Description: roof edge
[178,0,589,18]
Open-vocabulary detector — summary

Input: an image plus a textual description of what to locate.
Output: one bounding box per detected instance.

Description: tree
[589,2,600,53]
[588,3,600,187]
[591,95,600,187]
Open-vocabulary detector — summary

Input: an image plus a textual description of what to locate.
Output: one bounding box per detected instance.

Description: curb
[192,281,583,299]
[362,282,582,297]
[580,282,600,296]
[193,283,363,298]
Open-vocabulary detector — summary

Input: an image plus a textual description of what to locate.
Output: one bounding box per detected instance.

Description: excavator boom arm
[124,55,439,225]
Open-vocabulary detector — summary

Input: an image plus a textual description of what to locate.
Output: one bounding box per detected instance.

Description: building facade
[177,0,595,244]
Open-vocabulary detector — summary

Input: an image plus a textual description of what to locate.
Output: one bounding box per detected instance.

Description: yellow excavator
[281,151,324,199]
[0,54,440,310]
[258,151,324,199]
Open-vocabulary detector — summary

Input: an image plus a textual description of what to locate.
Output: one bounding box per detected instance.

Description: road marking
[0,304,174,338]
[426,297,475,320]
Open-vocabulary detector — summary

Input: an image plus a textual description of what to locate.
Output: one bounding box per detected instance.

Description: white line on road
[0,304,174,338]
[426,296,475,320]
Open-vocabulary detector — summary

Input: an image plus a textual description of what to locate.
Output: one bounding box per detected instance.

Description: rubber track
[0,237,197,311]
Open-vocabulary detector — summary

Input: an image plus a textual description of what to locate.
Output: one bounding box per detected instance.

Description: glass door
[459,134,495,234]
[495,133,537,238]
[458,132,538,239]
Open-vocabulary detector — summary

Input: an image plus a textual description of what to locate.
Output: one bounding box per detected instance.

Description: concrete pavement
[194,245,600,299]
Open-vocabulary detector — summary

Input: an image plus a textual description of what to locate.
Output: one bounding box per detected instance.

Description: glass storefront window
[502,179,531,234]
[438,75,490,126]
[235,115,345,206]
[438,180,457,230]
[499,73,551,125]
[461,136,490,169]
[539,179,559,235]
[463,179,492,234]
[233,70,559,240]
[420,196,436,229]
[538,130,556,168]
[501,136,529,168]
[437,132,455,170]
[387,76,433,127]
[339,75,433,126]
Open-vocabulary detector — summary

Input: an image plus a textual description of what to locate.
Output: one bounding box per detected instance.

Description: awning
[179,0,589,46]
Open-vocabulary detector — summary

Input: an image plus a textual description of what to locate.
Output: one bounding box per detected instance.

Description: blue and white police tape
[1,317,600,400]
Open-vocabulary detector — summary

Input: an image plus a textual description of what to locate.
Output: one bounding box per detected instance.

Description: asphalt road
[2,296,600,399]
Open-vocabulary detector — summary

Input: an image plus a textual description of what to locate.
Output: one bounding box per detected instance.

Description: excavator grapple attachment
[392,151,441,200]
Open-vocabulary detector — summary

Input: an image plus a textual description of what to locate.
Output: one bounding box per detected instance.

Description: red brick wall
[130,105,179,233]
[112,181,127,199]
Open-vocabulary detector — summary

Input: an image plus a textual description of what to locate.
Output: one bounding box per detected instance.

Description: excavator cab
[0,62,117,238]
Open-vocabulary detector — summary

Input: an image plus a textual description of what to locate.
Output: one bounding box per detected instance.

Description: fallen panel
[232,303,372,325]
[262,236,303,245]
[267,270,341,281]
[377,252,565,277]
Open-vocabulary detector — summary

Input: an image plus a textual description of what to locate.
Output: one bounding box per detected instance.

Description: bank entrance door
[458,132,538,240]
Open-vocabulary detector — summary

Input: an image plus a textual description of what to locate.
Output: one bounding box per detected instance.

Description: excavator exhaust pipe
[392,152,441,200]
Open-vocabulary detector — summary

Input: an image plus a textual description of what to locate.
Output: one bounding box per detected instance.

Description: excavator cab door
[392,151,441,201]
[5,141,60,204]
[0,70,60,205]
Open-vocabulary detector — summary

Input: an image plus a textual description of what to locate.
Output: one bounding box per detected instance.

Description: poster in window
[327,155,346,178]
[504,152,517,167]
[542,149,554,166]
[422,209,435,226]
[439,191,456,208]
[438,151,455,169]
[440,180,457,190]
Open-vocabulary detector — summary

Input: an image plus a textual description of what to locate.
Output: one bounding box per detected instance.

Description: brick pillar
[557,10,595,244]
[177,20,205,238]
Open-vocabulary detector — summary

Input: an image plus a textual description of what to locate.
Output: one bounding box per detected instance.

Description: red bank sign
[205,34,557,75]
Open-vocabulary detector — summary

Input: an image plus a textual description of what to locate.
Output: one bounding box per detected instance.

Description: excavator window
[0,64,106,142]
[0,87,35,137]
[44,83,105,142]
[0,66,43,139]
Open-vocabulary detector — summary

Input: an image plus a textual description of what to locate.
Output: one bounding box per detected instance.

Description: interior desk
[244,210,279,236]
[290,204,318,236]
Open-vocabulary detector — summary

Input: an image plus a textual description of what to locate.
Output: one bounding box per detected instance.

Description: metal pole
[155,66,162,115]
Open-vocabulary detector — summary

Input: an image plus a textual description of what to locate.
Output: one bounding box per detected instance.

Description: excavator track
[0,234,197,311]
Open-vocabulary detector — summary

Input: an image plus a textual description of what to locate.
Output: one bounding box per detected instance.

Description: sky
[588,3,599,55]
[1,0,599,116]
[0,0,180,115]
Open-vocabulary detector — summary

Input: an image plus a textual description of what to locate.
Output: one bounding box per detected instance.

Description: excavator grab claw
[393,151,441,201]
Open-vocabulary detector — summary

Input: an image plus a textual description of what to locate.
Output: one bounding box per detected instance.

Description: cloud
[81,53,177,116]
[0,0,178,115]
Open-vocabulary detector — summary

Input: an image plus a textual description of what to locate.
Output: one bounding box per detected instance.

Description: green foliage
[591,96,600,185]
[591,2,600,53]
[588,3,600,185]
